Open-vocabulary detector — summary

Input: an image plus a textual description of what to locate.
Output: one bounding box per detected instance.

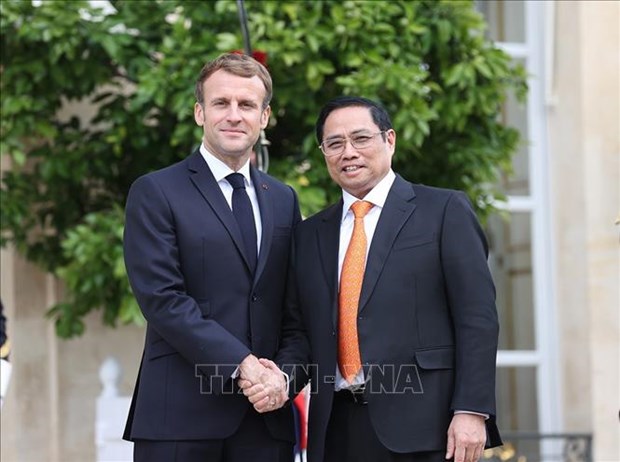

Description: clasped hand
[238,355,288,413]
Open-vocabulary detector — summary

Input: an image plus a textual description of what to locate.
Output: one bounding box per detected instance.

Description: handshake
[237,354,288,413]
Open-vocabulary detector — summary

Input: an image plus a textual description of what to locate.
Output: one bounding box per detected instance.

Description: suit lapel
[251,167,272,284]
[359,175,417,313]
[187,152,252,272]
[316,202,342,330]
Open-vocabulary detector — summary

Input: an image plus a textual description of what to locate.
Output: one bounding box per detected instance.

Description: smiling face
[322,106,396,199]
[194,69,270,170]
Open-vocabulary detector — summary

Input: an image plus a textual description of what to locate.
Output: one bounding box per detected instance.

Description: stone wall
[548,1,620,460]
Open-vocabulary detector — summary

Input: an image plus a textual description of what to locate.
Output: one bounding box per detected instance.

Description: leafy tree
[0,0,527,337]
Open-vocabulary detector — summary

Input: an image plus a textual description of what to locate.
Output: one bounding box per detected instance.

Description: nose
[226,103,242,122]
[341,139,359,158]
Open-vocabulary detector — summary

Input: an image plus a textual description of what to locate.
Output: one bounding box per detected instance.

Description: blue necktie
[226,173,257,273]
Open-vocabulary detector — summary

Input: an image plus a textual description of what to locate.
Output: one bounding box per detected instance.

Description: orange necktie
[338,200,374,383]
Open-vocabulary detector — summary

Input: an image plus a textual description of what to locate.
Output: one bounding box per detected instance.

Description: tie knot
[226,172,246,190]
[350,200,373,219]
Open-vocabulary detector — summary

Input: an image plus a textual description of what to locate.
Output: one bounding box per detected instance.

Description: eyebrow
[324,129,375,141]
[239,99,259,107]
[209,97,260,107]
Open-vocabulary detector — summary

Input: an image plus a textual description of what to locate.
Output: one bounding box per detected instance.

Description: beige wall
[0,248,144,462]
[549,1,620,460]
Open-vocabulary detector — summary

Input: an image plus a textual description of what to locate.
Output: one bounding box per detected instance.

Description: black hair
[315,96,393,143]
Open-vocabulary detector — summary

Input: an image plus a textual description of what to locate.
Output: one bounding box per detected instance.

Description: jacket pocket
[147,338,177,361]
[415,347,454,370]
[393,233,436,250]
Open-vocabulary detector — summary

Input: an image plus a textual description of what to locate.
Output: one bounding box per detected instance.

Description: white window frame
[494,0,562,437]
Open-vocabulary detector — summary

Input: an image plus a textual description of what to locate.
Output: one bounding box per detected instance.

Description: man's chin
[221,146,253,160]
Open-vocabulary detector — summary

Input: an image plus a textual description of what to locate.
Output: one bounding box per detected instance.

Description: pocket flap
[415,348,454,370]
[148,338,177,360]
[393,233,435,250]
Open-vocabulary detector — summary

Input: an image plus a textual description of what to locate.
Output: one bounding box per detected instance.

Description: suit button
[358,316,364,320]
[331,331,336,336]
[251,295,258,302]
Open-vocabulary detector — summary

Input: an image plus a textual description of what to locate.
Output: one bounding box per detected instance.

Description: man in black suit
[0,300,11,408]
[0,301,7,360]
[123,53,301,462]
[268,96,501,462]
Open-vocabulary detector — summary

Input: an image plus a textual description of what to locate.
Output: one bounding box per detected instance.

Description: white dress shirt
[199,144,262,255]
[334,170,396,390]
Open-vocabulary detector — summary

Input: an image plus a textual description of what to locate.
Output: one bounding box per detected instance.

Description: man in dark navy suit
[0,300,11,409]
[123,53,301,462]
[270,97,501,462]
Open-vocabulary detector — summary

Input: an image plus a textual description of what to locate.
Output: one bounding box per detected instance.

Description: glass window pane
[475,0,526,43]
[501,61,530,196]
[485,366,540,460]
[487,212,534,350]
[496,366,538,431]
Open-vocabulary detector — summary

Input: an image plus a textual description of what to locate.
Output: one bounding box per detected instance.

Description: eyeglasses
[319,131,386,157]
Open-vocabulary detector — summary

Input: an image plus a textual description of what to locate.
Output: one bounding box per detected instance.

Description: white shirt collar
[341,169,396,222]
[199,144,252,186]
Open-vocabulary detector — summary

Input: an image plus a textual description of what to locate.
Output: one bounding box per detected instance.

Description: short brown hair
[194,53,273,109]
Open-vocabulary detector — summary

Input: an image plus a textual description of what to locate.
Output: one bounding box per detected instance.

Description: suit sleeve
[124,175,250,380]
[440,191,499,417]
[275,230,312,396]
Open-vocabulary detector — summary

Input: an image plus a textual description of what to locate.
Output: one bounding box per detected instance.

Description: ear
[194,102,204,126]
[386,129,396,156]
[260,105,271,129]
